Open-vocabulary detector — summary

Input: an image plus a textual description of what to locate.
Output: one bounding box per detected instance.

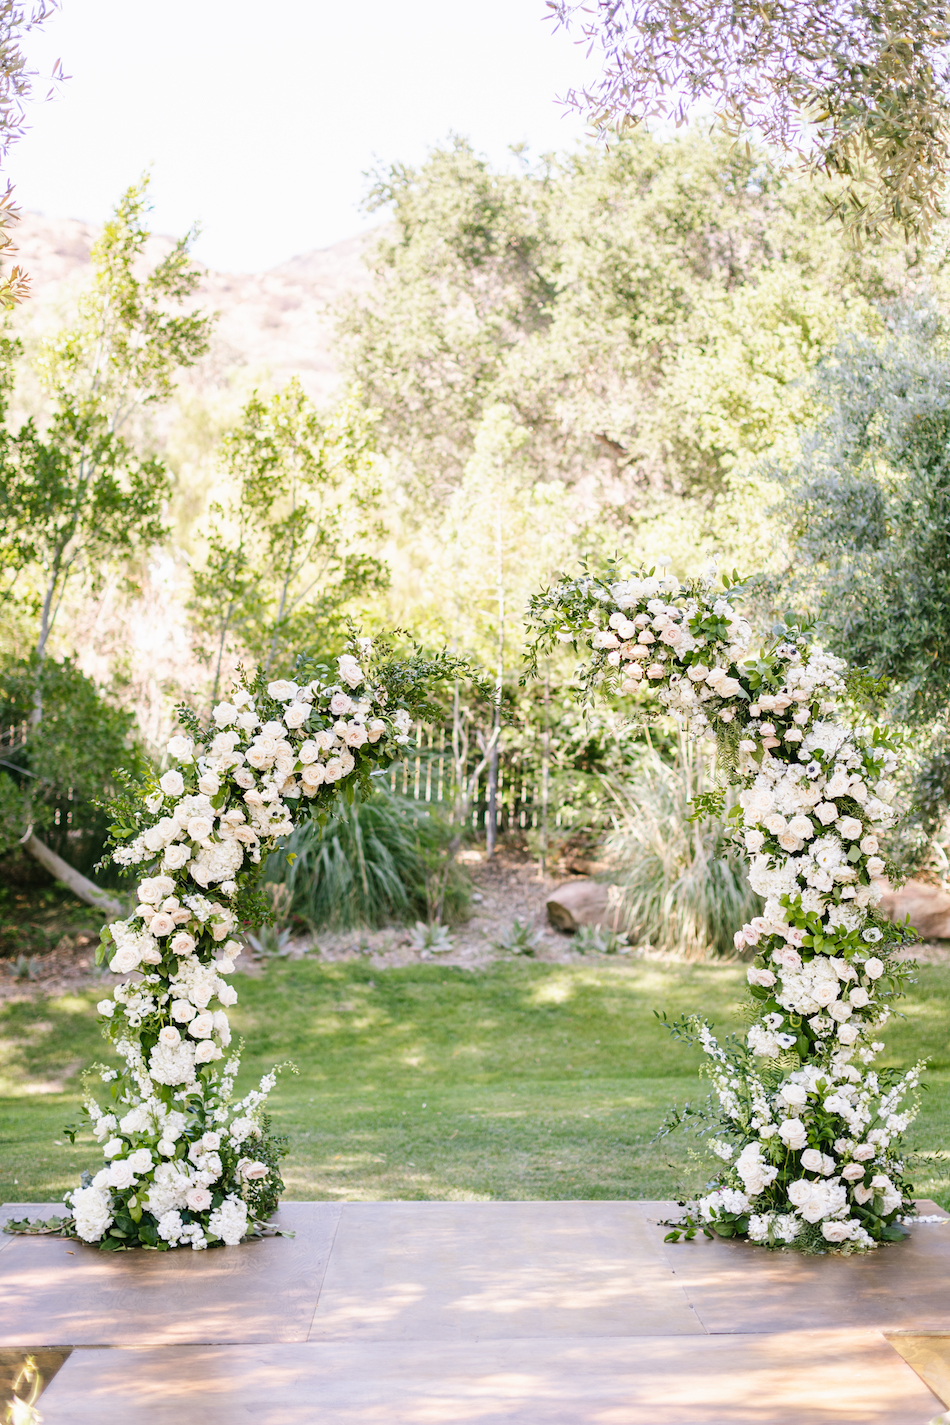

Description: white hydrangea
[208,1195,249,1246]
[70,1185,113,1242]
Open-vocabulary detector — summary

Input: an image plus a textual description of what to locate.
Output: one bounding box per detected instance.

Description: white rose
[108,1158,136,1190]
[238,1159,269,1180]
[842,1163,866,1182]
[212,702,238,727]
[189,1011,215,1038]
[837,1023,860,1044]
[149,913,175,938]
[852,1143,876,1161]
[865,857,886,877]
[837,816,863,840]
[848,986,870,1008]
[110,945,141,974]
[800,1149,823,1173]
[171,932,196,957]
[747,967,776,988]
[159,1026,182,1048]
[162,844,192,871]
[127,1148,153,1174]
[863,957,885,979]
[744,829,765,853]
[186,816,214,841]
[186,1187,212,1212]
[780,1083,808,1108]
[233,768,255,789]
[828,1000,852,1022]
[329,692,353,716]
[815,802,838,825]
[97,998,116,1016]
[821,1221,852,1243]
[171,999,196,1022]
[197,773,221,796]
[779,1119,808,1149]
[167,735,194,763]
[194,1040,221,1064]
[283,703,310,729]
[157,1139,176,1157]
[859,835,879,855]
[159,770,185,797]
[217,983,238,1007]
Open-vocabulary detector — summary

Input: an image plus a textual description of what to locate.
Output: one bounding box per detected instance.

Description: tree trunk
[22,832,123,918]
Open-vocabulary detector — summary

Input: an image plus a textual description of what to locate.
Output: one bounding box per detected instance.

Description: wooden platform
[2,1199,949,1423]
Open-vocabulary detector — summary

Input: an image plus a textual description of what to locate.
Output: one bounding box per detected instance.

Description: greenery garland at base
[526,557,923,1253]
[3,636,476,1251]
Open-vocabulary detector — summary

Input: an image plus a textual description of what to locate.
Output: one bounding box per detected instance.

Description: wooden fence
[386,722,556,835]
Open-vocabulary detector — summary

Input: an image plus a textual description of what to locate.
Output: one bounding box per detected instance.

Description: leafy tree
[339,132,914,513]
[190,379,388,695]
[549,0,950,239]
[775,303,950,838]
[0,178,211,900]
[0,178,210,712]
[0,1,64,308]
[0,656,141,879]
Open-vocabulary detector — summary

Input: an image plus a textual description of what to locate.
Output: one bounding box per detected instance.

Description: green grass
[2,961,950,1206]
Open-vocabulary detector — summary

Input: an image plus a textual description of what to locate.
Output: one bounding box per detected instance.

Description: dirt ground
[2,848,947,1001]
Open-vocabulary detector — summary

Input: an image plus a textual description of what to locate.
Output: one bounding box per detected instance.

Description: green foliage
[0,655,141,876]
[409,921,454,954]
[0,177,211,665]
[493,918,544,956]
[604,744,761,958]
[552,0,950,240]
[190,383,388,690]
[777,304,950,834]
[573,924,629,955]
[264,781,470,932]
[341,131,909,512]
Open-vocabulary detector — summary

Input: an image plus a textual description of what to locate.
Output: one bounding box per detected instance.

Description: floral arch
[20,640,468,1250]
[525,557,922,1251]
[9,558,926,1255]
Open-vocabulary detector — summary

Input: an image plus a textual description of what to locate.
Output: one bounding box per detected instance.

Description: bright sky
[5,0,601,273]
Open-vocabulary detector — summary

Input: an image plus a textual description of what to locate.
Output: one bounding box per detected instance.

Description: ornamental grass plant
[265,781,471,932]
[603,742,761,959]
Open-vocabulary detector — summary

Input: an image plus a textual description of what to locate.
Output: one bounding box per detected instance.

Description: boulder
[546,879,622,933]
[877,878,950,939]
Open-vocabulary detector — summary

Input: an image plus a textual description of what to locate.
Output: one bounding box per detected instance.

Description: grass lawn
[2,959,949,1206]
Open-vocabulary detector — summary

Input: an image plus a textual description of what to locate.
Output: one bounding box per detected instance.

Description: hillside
[11,212,375,404]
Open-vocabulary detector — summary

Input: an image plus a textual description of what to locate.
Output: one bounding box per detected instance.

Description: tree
[0,178,212,899]
[339,132,915,517]
[0,1,65,308]
[0,178,210,711]
[775,303,950,840]
[549,0,950,239]
[189,380,388,696]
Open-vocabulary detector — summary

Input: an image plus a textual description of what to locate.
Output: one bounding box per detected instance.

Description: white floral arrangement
[14,638,473,1251]
[526,558,923,1253]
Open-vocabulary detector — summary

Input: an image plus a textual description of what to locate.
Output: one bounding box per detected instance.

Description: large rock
[877,878,950,939]
[546,879,623,933]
